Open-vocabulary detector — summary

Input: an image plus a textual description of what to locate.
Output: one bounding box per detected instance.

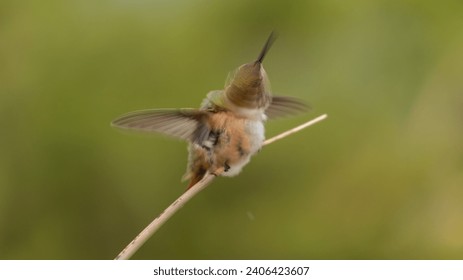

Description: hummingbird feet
[224,162,230,172]
[210,164,228,177]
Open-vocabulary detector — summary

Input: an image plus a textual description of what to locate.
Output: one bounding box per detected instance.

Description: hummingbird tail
[186,169,207,190]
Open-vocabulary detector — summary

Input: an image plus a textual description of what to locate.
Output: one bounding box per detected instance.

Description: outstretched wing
[266,96,310,119]
[111,108,211,144]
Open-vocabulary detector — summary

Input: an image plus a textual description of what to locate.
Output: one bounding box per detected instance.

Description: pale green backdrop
[1,0,463,259]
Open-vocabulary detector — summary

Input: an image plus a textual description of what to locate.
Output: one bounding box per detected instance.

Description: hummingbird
[112,32,308,189]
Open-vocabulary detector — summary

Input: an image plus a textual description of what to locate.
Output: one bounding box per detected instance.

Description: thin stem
[115,171,218,260]
[115,114,327,260]
[263,114,327,146]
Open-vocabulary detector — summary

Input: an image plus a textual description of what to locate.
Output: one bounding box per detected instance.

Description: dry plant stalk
[115,114,327,260]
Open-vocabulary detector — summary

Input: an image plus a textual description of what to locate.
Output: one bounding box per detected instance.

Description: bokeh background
[1,0,463,259]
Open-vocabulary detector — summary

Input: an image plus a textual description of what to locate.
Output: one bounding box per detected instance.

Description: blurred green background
[1,0,463,259]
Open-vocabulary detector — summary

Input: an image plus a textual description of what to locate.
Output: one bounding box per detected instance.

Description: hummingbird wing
[111,109,211,144]
[265,96,310,119]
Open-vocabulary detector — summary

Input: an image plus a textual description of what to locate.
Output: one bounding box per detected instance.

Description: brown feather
[111,109,211,144]
[265,96,310,119]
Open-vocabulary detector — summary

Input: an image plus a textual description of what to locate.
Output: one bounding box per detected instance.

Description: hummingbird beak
[255,31,277,65]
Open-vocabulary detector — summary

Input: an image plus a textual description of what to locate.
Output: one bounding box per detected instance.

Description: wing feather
[111,108,210,143]
[266,96,310,119]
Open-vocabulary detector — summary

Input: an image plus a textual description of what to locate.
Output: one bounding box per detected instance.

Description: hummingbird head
[232,62,265,89]
[232,31,277,89]
[224,32,277,112]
